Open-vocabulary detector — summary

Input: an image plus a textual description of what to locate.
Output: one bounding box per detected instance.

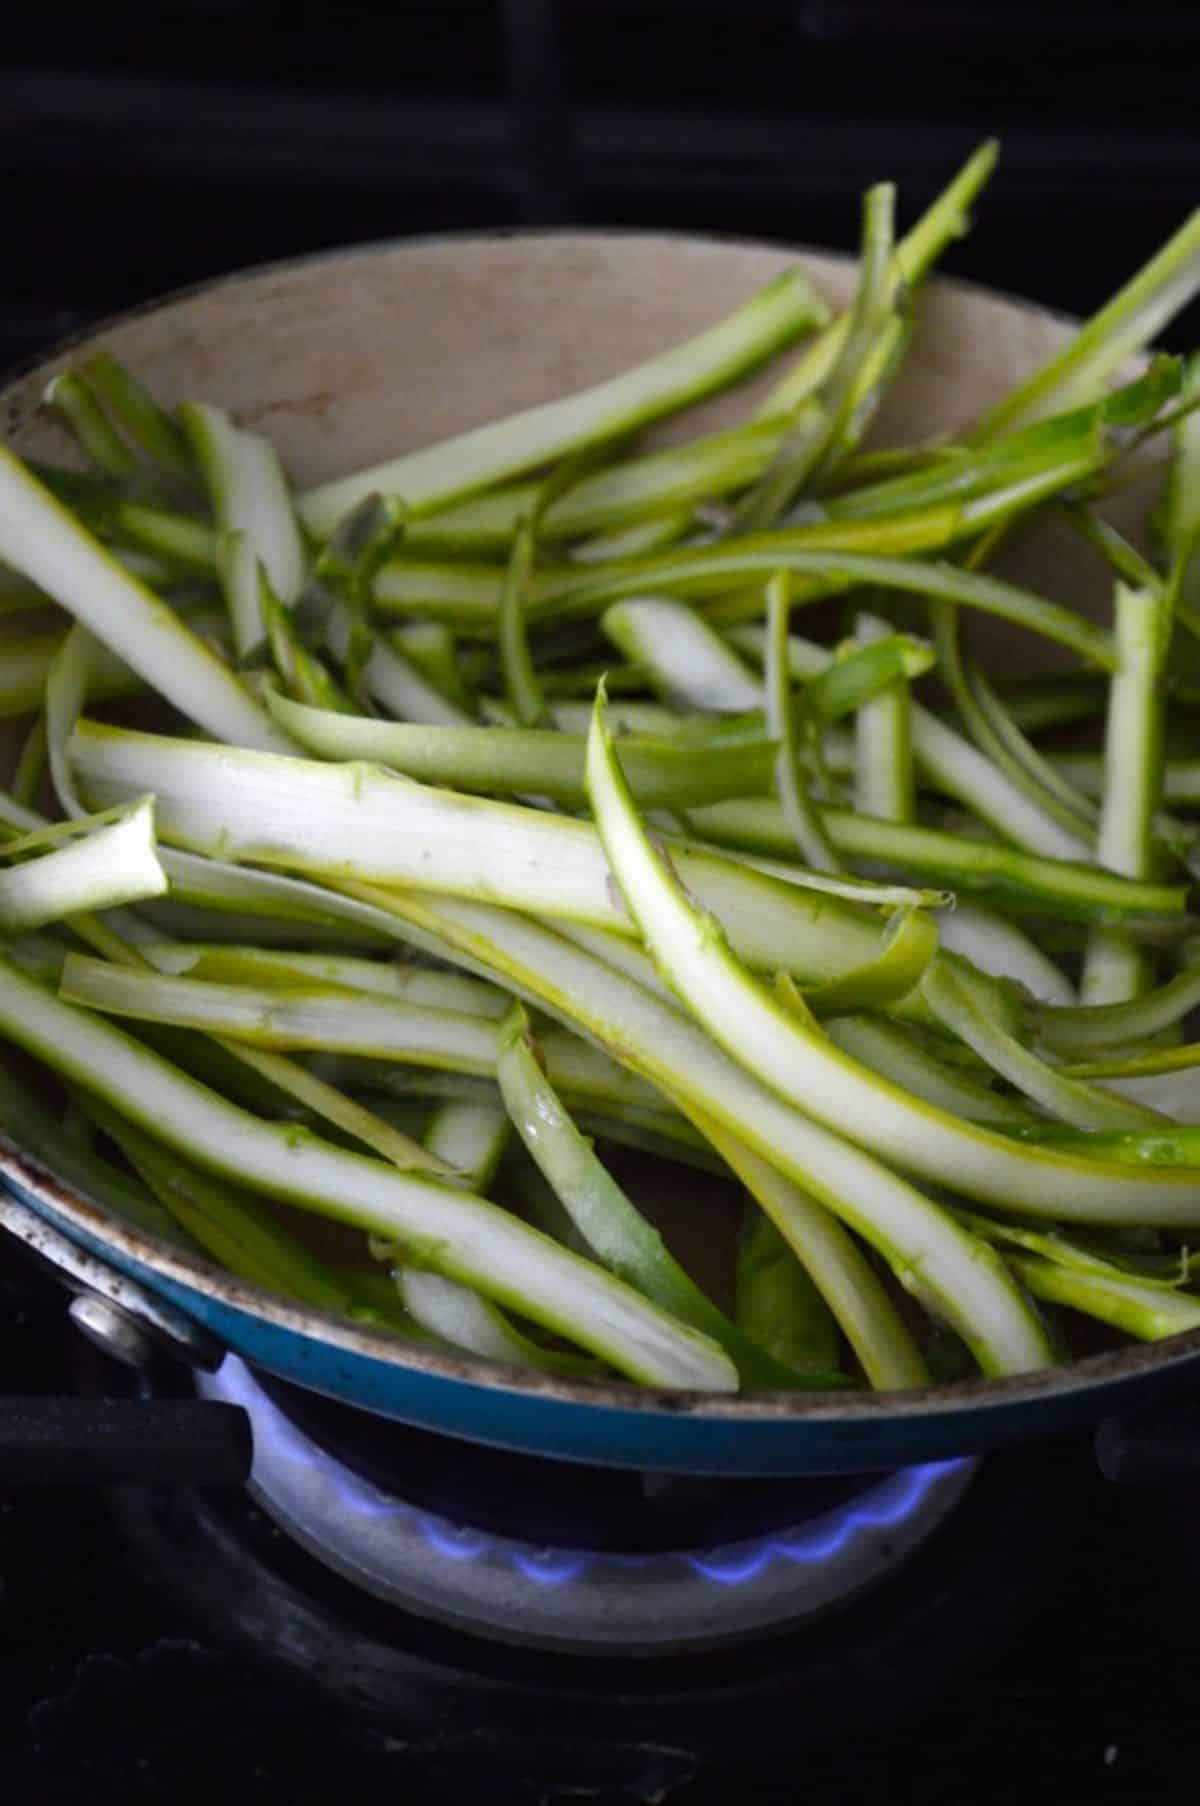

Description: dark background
[2,1,1200,368]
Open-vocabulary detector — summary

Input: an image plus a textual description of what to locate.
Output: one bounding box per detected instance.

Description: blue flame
[212,1357,968,1591]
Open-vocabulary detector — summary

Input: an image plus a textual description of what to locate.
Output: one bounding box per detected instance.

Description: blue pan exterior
[9,1169,1200,1477]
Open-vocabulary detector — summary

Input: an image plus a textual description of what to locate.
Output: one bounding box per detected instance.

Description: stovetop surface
[3,1242,1200,1804]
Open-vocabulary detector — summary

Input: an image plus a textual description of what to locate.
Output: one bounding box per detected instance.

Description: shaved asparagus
[6,153,1200,1405]
[407,418,786,556]
[1007,1255,1200,1343]
[694,1111,930,1389]
[141,943,510,1016]
[78,351,195,482]
[821,1015,1040,1127]
[382,1100,598,1374]
[0,1060,181,1245]
[919,962,1163,1133]
[298,267,830,532]
[970,209,1200,441]
[265,689,777,809]
[584,691,1200,1228]
[802,907,939,1017]
[0,447,289,752]
[736,1210,841,1378]
[854,611,915,822]
[91,1099,371,1315]
[765,572,841,871]
[67,719,920,980]
[0,797,165,931]
[602,596,763,712]
[538,546,1120,662]
[758,140,999,419]
[180,402,306,653]
[0,957,738,1390]
[686,796,1189,927]
[45,372,139,477]
[496,1000,817,1387]
[1081,583,1171,1005]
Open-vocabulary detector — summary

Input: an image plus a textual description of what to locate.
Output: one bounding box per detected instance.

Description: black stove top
[3,1238,1200,1805]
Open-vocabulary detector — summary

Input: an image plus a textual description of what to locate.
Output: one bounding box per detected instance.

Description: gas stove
[4,1235,1200,1806]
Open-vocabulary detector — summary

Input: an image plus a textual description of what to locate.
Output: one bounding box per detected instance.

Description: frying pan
[2,229,1198,1476]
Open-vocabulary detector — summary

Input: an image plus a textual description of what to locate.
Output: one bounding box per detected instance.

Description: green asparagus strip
[603,596,763,711]
[325,602,473,728]
[1053,752,1200,808]
[90,1098,369,1313]
[570,510,695,561]
[56,955,538,1071]
[0,629,135,722]
[545,545,1118,663]
[807,631,934,724]
[57,951,663,1119]
[298,268,830,533]
[970,209,1200,441]
[0,447,289,752]
[951,1205,1193,1290]
[1006,1255,1200,1342]
[0,956,738,1389]
[920,962,1162,1133]
[1037,964,1200,1055]
[373,504,972,632]
[421,1097,510,1190]
[1160,352,1200,611]
[265,691,776,809]
[0,796,165,932]
[0,1060,181,1243]
[584,687,1200,1226]
[759,140,999,419]
[78,351,195,482]
[391,621,476,712]
[688,1108,929,1388]
[735,1210,841,1378]
[911,705,1093,862]
[11,715,48,808]
[765,573,841,870]
[495,1000,817,1388]
[180,401,307,653]
[494,514,546,728]
[31,468,219,578]
[44,374,138,477]
[407,419,786,557]
[68,719,925,980]
[685,796,1188,927]
[142,943,509,1017]
[787,182,898,480]
[379,1099,575,1371]
[260,574,352,713]
[393,1267,598,1374]
[802,908,939,1017]
[822,1014,1040,1127]
[1082,583,1172,1005]
[1062,1045,1200,1080]
[936,900,1075,1005]
[853,611,915,822]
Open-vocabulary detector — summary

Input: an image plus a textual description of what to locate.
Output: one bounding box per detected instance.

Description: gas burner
[199,1357,975,1654]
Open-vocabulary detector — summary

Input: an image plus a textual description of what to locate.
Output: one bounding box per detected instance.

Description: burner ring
[201,1358,976,1656]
